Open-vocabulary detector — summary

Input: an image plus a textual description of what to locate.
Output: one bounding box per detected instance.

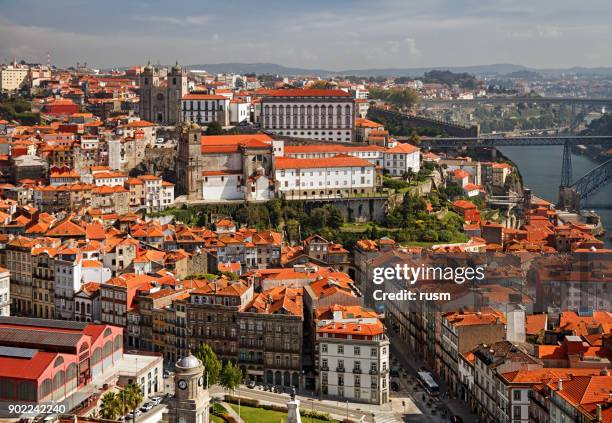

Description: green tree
[409,131,421,145]
[120,382,144,421]
[195,344,222,386]
[99,392,122,420]
[325,205,344,229]
[220,361,243,392]
[205,121,224,135]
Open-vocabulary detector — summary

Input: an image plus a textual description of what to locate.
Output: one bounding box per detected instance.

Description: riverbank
[499,145,611,247]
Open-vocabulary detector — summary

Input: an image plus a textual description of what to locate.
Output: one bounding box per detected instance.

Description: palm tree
[122,382,144,422]
[99,391,121,420]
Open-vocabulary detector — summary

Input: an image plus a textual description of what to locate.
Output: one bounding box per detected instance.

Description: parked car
[163,370,170,379]
[247,380,256,388]
[150,396,162,405]
[140,402,153,412]
[390,381,400,391]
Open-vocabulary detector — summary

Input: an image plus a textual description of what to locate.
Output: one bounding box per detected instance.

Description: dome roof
[176,353,200,369]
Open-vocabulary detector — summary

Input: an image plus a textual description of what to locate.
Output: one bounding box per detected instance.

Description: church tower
[176,122,202,199]
[163,352,210,423]
[167,61,188,124]
[138,62,158,123]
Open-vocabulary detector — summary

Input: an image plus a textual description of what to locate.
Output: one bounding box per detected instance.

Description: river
[499,146,611,247]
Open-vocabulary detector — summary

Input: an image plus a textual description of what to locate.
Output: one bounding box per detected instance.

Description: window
[337,345,344,354]
[513,390,521,401]
[354,346,360,355]
[513,406,521,419]
[321,344,328,353]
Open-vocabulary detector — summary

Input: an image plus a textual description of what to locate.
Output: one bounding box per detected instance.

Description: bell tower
[176,122,203,199]
[167,61,188,124]
[163,352,210,423]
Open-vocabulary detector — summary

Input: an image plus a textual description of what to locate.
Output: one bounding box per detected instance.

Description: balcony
[336,366,345,373]
[369,369,378,375]
[320,364,329,371]
[352,368,362,374]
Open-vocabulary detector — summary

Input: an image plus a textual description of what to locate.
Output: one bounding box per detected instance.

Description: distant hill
[185,62,612,78]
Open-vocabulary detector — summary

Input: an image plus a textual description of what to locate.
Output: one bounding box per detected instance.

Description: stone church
[138,62,187,125]
[176,122,278,202]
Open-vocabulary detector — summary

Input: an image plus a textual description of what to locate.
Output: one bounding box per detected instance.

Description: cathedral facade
[138,62,187,125]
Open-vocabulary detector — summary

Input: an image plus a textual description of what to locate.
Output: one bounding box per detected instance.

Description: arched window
[345,105,352,128]
[54,356,64,367]
[66,363,77,381]
[103,340,113,357]
[91,347,102,364]
[39,378,52,400]
[104,328,112,338]
[114,335,123,351]
[53,370,65,391]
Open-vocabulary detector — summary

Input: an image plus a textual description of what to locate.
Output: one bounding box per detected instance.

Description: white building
[274,155,376,199]
[53,248,83,320]
[230,100,250,124]
[383,143,420,176]
[181,93,230,126]
[316,306,390,404]
[0,267,10,316]
[284,144,384,167]
[138,175,175,211]
[0,65,29,92]
[261,89,356,142]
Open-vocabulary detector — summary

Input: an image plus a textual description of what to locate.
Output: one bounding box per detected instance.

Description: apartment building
[472,341,542,423]
[181,93,231,126]
[53,246,83,319]
[315,306,390,404]
[0,267,10,316]
[240,286,304,387]
[438,310,506,397]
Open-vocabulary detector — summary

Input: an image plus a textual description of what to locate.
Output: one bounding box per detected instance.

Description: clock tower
[163,351,210,423]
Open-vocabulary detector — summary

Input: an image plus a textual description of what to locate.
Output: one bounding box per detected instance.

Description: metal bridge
[415,135,612,210]
[570,158,612,201]
[415,135,612,149]
[419,97,612,106]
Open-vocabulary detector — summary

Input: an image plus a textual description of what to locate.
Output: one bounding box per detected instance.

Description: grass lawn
[210,414,225,423]
[230,404,335,423]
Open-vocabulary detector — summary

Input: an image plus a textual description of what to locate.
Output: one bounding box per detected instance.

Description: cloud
[133,15,209,25]
[387,37,421,56]
[510,25,564,39]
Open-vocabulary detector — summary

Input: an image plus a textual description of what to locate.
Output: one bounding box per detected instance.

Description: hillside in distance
[186,62,612,78]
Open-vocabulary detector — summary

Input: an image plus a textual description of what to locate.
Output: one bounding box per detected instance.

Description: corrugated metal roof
[0,346,38,358]
[0,327,83,351]
[0,316,88,330]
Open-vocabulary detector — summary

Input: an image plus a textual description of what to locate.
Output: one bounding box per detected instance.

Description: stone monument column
[286,388,302,423]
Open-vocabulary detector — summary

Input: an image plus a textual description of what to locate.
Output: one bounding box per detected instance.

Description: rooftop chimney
[596,404,602,422]
[557,378,563,391]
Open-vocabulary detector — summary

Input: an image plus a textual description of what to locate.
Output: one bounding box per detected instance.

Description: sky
[0,0,611,70]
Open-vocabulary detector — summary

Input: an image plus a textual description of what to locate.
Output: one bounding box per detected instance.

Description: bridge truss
[571,158,612,201]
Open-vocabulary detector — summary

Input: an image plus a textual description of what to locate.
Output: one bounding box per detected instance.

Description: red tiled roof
[275,155,374,170]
